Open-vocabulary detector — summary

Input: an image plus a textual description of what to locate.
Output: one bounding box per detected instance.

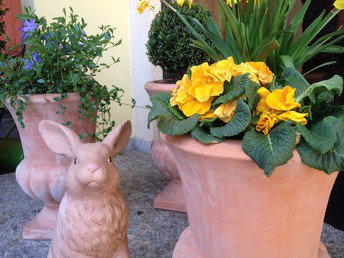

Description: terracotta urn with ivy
[0,9,126,239]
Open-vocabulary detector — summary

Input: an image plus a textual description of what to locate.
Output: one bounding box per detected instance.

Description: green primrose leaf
[298,116,344,174]
[191,125,224,144]
[148,92,199,136]
[297,75,343,106]
[282,67,310,98]
[242,122,296,176]
[210,98,251,138]
[297,116,337,154]
[213,74,250,106]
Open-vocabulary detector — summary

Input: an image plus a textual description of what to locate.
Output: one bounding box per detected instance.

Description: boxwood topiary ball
[146,3,212,82]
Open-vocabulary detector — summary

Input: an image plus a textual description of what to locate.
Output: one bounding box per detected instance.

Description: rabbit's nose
[86,163,101,172]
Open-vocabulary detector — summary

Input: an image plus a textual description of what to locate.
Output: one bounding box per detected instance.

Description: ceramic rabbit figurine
[38,120,132,258]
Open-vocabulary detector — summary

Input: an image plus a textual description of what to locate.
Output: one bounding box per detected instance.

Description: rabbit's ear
[103,120,132,155]
[39,120,82,158]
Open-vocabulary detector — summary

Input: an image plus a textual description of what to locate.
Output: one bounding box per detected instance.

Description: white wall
[129,0,163,145]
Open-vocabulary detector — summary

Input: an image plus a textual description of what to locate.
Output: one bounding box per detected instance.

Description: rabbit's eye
[74,158,79,165]
[107,156,112,162]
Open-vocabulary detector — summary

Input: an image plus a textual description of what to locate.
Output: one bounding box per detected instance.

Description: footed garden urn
[145,81,186,213]
[163,134,337,258]
[6,93,95,239]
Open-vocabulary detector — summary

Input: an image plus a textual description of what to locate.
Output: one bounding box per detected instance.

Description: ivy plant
[0,7,135,139]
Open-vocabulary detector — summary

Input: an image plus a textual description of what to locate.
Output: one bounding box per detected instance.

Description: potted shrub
[143,0,344,256]
[0,8,129,239]
[142,2,211,212]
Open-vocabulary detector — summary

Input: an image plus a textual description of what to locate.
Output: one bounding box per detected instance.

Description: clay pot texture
[162,134,337,258]
[145,81,186,213]
[5,93,96,239]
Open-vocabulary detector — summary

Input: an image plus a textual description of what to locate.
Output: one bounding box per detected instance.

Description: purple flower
[19,19,37,40]
[32,52,41,63]
[81,31,86,38]
[24,59,34,70]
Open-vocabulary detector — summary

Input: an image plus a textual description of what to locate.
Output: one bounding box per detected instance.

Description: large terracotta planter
[5,93,95,240]
[144,81,186,213]
[162,134,338,258]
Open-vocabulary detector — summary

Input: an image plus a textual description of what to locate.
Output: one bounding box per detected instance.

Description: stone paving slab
[0,147,343,258]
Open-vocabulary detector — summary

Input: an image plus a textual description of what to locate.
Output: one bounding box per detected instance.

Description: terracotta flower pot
[5,93,96,240]
[162,134,337,258]
[144,81,186,213]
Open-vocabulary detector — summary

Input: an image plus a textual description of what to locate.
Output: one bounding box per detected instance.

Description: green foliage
[242,122,296,176]
[148,68,344,176]
[147,92,199,136]
[164,0,344,76]
[213,74,248,105]
[210,98,251,138]
[297,117,337,155]
[146,3,211,81]
[190,125,224,144]
[297,75,343,106]
[298,116,344,174]
[0,7,134,139]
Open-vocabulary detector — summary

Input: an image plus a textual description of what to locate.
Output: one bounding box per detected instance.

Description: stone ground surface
[0,147,343,258]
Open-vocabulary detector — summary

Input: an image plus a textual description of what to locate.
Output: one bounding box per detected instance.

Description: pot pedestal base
[23,204,58,239]
[151,140,186,213]
[173,227,330,258]
[153,180,186,213]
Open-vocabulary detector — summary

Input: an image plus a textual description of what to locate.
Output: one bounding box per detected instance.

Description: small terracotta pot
[144,81,186,213]
[5,93,96,240]
[162,134,337,258]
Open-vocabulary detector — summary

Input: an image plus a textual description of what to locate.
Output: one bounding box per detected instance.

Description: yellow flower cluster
[255,86,308,135]
[170,57,274,122]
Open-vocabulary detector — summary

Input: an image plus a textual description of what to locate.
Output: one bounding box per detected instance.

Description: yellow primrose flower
[278,111,308,125]
[256,87,271,113]
[248,62,274,86]
[137,0,154,14]
[256,111,278,135]
[180,99,213,117]
[214,100,237,123]
[171,74,213,117]
[188,62,225,102]
[266,86,301,111]
[231,62,261,85]
[210,57,235,83]
[200,110,215,120]
[170,74,191,106]
[334,0,344,10]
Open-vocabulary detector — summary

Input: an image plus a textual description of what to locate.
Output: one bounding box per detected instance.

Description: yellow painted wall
[25,0,134,132]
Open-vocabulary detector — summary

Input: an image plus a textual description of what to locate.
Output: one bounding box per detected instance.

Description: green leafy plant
[158,0,344,76]
[146,2,211,82]
[0,7,134,139]
[147,57,343,176]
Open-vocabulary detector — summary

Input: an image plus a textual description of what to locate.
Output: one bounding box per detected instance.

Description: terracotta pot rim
[6,93,82,104]
[161,133,254,161]
[145,81,176,90]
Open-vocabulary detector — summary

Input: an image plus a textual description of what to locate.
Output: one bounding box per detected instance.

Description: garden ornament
[39,120,131,258]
